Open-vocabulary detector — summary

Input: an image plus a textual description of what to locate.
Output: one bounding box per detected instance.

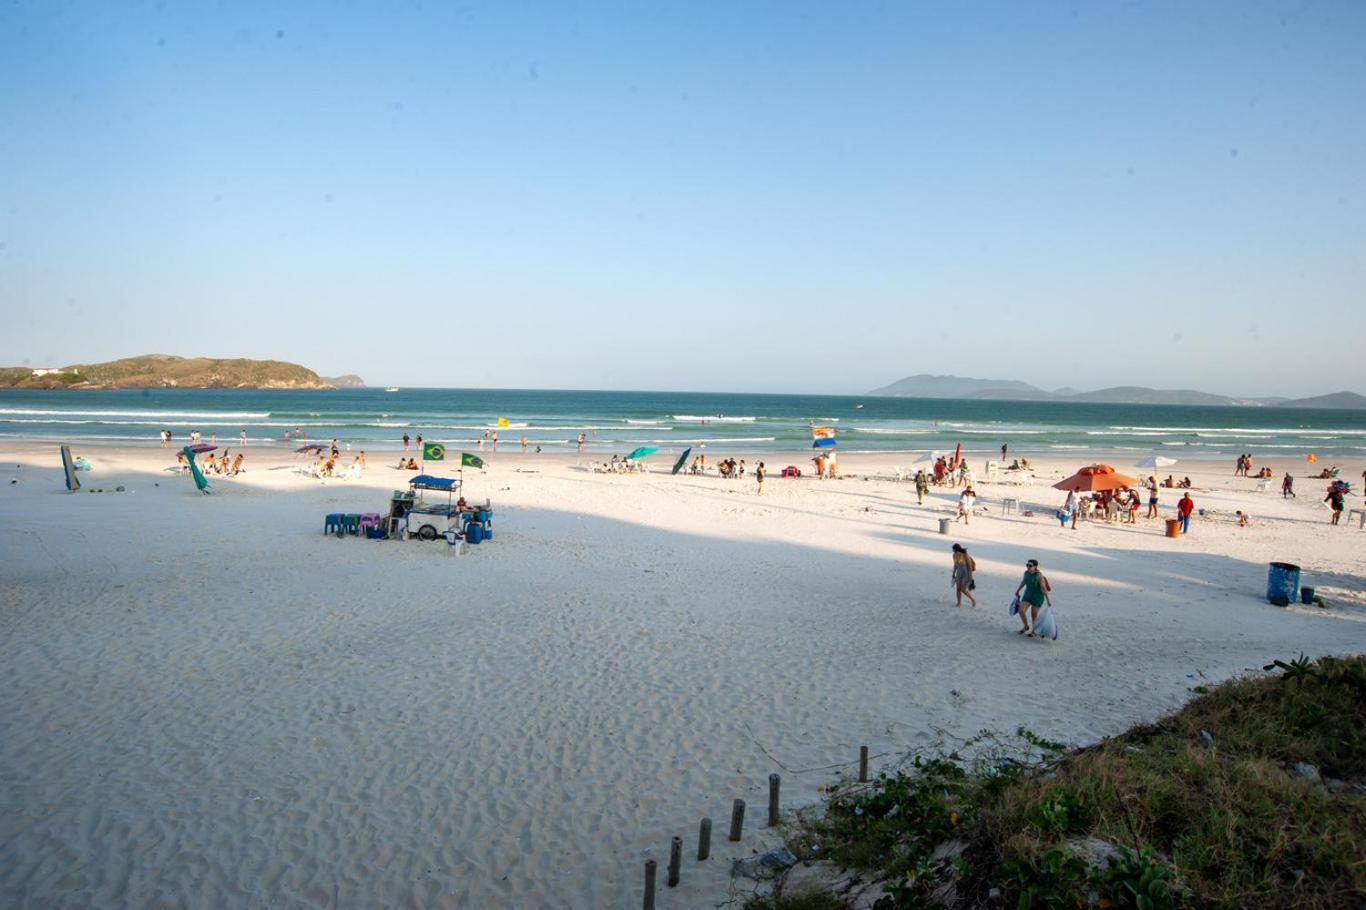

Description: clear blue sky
[2,1,1363,395]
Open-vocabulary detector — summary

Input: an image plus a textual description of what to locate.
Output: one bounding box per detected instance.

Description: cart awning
[409,474,459,490]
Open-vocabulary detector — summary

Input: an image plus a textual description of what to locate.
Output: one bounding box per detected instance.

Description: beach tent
[625,446,657,460]
[182,445,212,494]
[60,445,80,492]
[1053,464,1138,492]
[671,447,692,475]
[1133,454,1177,470]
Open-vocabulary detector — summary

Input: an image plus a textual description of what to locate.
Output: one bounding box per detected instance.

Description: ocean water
[2,387,1365,460]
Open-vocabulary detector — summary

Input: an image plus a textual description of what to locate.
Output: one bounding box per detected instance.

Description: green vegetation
[748,655,1365,910]
[0,354,345,389]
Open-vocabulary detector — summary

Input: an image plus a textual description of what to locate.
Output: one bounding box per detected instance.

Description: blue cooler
[1266,562,1300,606]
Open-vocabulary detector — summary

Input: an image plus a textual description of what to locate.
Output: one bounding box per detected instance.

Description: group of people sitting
[594,455,647,474]
[308,451,365,478]
[177,450,244,476]
[717,457,746,479]
[1162,475,1193,488]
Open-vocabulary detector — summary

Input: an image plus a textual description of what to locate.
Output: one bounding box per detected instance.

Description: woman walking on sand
[957,486,976,523]
[1013,558,1052,636]
[951,543,977,608]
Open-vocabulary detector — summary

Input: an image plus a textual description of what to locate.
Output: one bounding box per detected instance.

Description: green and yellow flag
[423,442,446,461]
[461,452,485,469]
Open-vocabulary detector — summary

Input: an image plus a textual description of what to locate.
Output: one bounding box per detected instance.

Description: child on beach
[951,544,977,608]
[1014,559,1052,637]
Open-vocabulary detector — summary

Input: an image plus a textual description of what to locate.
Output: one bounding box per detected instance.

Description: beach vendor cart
[399,474,466,540]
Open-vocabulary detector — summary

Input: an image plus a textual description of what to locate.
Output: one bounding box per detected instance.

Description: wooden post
[768,774,781,827]
[667,836,682,887]
[643,859,656,910]
[728,798,746,841]
[859,745,869,782]
[697,817,712,860]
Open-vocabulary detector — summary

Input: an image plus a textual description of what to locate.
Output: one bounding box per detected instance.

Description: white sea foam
[671,415,757,423]
[0,408,271,419]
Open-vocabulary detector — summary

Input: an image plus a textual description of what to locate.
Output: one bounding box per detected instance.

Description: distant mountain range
[0,355,365,390]
[867,374,1366,410]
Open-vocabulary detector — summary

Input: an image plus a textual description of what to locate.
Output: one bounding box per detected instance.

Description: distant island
[0,355,364,390]
[868,374,1366,410]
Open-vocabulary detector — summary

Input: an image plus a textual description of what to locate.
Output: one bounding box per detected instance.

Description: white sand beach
[2,443,1364,908]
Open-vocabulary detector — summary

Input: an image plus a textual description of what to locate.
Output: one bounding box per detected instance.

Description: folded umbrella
[671,447,692,475]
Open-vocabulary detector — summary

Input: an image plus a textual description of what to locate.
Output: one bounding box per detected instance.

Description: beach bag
[1009,595,1020,616]
[1033,607,1059,640]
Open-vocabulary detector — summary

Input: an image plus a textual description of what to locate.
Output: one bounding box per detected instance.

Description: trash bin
[1266,562,1300,606]
[1300,585,1316,605]
[938,518,952,535]
[1165,518,1182,538]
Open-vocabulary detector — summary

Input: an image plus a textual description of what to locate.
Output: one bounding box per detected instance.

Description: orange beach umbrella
[1053,463,1139,492]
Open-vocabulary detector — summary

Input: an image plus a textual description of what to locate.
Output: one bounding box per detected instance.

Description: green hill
[0,355,346,390]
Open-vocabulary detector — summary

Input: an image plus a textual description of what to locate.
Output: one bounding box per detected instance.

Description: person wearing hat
[950,544,977,608]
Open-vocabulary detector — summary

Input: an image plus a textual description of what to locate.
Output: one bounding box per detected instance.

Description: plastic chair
[324,513,344,535]
[357,512,382,534]
[342,513,361,535]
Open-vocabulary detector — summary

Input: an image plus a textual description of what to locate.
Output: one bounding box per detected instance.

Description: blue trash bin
[465,522,484,544]
[1266,562,1300,605]
[1300,586,1316,605]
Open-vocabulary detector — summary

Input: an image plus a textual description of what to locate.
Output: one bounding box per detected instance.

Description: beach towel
[1033,607,1059,640]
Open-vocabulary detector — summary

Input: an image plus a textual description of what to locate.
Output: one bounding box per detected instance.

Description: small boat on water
[385,387,399,393]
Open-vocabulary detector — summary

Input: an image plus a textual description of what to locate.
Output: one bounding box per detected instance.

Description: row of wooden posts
[642,746,870,909]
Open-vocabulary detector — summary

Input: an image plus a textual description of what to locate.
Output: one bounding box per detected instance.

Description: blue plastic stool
[325,513,344,535]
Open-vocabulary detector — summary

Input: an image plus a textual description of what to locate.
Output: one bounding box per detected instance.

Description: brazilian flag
[423,442,446,461]
[461,452,485,469]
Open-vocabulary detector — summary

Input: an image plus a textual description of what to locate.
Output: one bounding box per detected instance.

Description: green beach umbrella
[671,447,692,475]
[625,446,657,460]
